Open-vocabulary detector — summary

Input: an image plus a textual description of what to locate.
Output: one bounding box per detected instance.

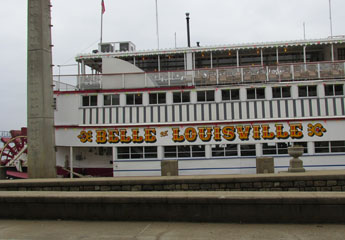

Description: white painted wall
[54,94,79,125]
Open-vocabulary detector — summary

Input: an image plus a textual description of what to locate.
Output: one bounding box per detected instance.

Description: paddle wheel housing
[0,128,28,178]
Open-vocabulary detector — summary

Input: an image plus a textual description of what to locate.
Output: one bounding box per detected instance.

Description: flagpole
[155,0,160,49]
[100,0,104,44]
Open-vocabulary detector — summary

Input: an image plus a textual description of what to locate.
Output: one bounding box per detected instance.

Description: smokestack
[186,12,191,47]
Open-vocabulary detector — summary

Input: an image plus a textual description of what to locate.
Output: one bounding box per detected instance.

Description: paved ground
[0,220,344,240]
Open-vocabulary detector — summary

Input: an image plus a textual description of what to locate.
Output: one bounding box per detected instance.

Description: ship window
[126,93,142,105]
[131,147,143,159]
[222,89,240,101]
[104,94,120,106]
[197,90,215,102]
[338,48,345,60]
[317,141,345,153]
[247,88,265,100]
[315,141,330,153]
[82,95,98,107]
[164,145,205,158]
[330,141,345,153]
[117,147,130,159]
[178,145,191,158]
[164,146,177,158]
[324,84,344,96]
[240,144,256,156]
[117,146,157,159]
[272,86,291,98]
[263,142,308,155]
[298,85,317,97]
[192,145,205,157]
[173,92,190,103]
[212,144,238,157]
[144,146,158,158]
[149,92,166,104]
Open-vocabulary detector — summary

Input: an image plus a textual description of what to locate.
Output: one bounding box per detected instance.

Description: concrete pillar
[161,160,178,176]
[256,157,274,174]
[27,0,56,178]
[0,167,7,180]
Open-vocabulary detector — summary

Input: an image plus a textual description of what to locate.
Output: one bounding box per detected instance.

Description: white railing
[54,61,345,91]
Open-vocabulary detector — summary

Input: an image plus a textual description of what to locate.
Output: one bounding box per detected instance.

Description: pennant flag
[102,0,106,14]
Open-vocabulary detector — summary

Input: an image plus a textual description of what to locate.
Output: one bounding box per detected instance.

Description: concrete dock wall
[1,171,345,192]
[0,191,344,223]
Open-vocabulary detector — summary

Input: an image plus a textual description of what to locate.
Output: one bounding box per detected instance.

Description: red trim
[6,171,28,179]
[55,117,345,129]
[54,85,195,95]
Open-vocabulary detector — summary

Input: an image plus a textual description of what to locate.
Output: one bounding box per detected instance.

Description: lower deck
[56,119,345,177]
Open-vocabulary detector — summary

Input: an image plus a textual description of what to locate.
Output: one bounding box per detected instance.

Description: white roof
[76,36,345,60]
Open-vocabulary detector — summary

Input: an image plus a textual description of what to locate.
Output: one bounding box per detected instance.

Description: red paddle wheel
[0,128,28,178]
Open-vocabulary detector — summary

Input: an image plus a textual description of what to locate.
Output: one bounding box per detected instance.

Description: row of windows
[116,141,345,159]
[82,84,344,106]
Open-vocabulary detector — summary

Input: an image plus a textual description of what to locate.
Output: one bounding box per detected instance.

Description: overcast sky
[0,0,344,131]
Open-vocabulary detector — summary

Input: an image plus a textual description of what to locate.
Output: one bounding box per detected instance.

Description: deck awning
[76,36,345,60]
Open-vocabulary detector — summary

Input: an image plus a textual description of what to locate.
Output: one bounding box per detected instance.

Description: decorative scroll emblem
[307,123,326,137]
[160,131,168,137]
[78,130,93,143]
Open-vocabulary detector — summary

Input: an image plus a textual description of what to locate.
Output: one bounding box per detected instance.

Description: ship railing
[54,61,345,91]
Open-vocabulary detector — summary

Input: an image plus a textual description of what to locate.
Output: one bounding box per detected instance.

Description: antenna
[303,22,306,40]
[329,0,333,38]
[155,0,160,49]
[174,32,177,48]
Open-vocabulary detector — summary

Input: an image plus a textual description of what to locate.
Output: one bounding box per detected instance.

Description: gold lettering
[262,125,275,139]
[275,124,289,139]
[213,127,221,141]
[120,129,131,143]
[132,129,144,143]
[172,128,184,142]
[145,128,157,143]
[236,125,251,140]
[185,127,197,142]
[222,126,236,141]
[290,123,303,139]
[198,127,212,142]
[108,129,119,143]
[252,125,261,140]
[96,130,107,144]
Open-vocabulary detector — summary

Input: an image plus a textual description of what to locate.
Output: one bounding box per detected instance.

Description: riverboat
[54,37,345,177]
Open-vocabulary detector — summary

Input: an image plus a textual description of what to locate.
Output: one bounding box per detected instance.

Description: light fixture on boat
[284,47,288,53]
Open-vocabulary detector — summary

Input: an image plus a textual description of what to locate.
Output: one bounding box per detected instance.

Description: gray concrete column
[27,0,56,178]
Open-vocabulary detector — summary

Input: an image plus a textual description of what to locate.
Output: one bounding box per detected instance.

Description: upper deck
[54,37,345,91]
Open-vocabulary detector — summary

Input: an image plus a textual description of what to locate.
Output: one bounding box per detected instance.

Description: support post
[236,50,239,67]
[69,146,73,179]
[27,0,56,178]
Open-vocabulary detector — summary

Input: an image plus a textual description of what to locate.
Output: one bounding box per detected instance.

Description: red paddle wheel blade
[1,137,11,144]
[10,130,22,138]
[21,128,27,136]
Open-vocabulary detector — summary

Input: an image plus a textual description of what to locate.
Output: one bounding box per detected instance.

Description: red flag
[102,0,106,14]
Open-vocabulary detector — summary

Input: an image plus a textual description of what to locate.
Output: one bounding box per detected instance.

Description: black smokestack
[186,12,191,47]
